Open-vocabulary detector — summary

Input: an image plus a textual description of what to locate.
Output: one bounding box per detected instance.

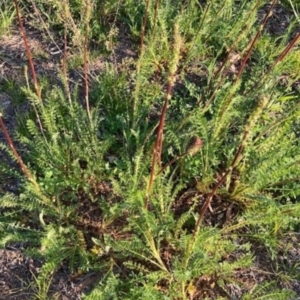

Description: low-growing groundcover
[0,0,300,299]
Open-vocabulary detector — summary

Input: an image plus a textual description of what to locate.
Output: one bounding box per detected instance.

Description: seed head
[187,136,203,156]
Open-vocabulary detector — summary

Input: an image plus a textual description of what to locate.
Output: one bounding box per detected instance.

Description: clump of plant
[0,0,299,299]
[0,0,15,36]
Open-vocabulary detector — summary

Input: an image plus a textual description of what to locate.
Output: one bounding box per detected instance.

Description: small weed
[0,1,15,37]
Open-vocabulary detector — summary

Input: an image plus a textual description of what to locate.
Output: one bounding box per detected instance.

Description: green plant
[0,0,300,299]
[0,0,15,36]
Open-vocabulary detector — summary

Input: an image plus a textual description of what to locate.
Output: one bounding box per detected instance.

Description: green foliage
[242,281,296,300]
[0,0,15,36]
[0,0,300,298]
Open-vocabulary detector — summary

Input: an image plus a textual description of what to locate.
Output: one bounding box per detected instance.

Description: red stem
[151,0,160,36]
[13,0,41,103]
[245,31,300,95]
[83,24,90,119]
[217,0,276,120]
[188,129,248,255]
[146,80,173,208]
[62,27,71,103]
[0,116,33,181]
[140,0,150,52]
[235,0,277,83]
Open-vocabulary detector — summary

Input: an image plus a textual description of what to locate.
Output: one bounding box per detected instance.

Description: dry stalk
[146,82,172,208]
[177,0,260,131]
[83,32,90,119]
[132,0,150,125]
[140,0,149,51]
[14,0,46,137]
[83,0,92,120]
[151,0,160,39]
[146,22,182,208]
[0,115,57,209]
[62,0,81,48]
[0,116,32,182]
[234,1,275,81]
[202,0,261,112]
[13,0,41,103]
[62,27,72,104]
[185,96,269,265]
[246,31,300,94]
[218,0,277,120]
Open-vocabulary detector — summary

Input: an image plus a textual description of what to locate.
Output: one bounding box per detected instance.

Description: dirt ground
[0,235,299,299]
[0,246,99,299]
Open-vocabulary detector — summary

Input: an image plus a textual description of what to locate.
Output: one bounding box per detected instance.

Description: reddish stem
[83,24,90,119]
[151,0,160,36]
[246,31,300,94]
[0,116,33,181]
[187,129,248,258]
[237,0,277,82]
[140,0,150,52]
[62,27,71,103]
[146,79,173,208]
[218,0,276,119]
[13,0,41,103]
